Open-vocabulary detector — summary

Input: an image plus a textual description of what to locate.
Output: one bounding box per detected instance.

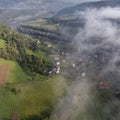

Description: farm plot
[0,64,9,85]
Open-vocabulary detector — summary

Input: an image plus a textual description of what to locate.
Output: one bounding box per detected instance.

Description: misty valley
[0,0,120,120]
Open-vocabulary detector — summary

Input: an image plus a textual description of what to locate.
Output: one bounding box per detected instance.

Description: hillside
[0,0,73,28]
[17,18,72,53]
[0,0,72,10]
[56,0,120,17]
[0,73,67,120]
[0,26,56,77]
[1,0,120,120]
[0,26,68,120]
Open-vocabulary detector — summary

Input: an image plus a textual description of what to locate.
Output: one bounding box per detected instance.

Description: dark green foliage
[0,26,66,120]
[97,89,114,104]
[0,26,53,76]
[0,26,28,60]
[23,109,52,120]
[19,54,52,75]
[18,25,67,45]
[29,41,40,52]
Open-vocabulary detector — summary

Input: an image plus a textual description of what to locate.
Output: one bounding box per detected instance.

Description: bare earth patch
[0,64,9,85]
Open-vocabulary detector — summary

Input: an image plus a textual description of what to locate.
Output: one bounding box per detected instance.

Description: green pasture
[0,58,30,83]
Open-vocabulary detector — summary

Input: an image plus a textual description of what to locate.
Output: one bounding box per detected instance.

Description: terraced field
[23,19,58,31]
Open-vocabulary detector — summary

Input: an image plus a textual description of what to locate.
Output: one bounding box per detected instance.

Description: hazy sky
[65,0,105,4]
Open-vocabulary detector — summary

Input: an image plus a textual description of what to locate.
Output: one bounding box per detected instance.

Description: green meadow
[24,19,58,31]
[0,75,67,119]
[0,58,31,83]
[0,50,67,119]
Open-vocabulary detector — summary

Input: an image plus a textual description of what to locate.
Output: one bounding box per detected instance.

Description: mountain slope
[56,0,120,17]
[0,26,53,76]
[0,0,73,27]
[0,0,72,10]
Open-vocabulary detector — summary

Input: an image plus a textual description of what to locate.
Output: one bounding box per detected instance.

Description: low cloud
[75,7,120,76]
[53,6,120,120]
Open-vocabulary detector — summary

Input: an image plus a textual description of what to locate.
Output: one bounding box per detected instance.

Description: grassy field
[24,19,58,31]
[0,39,6,48]
[42,24,58,31]
[18,75,67,118]
[25,19,47,26]
[0,75,67,119]
[0,86,15,120]
[0,58,31,83]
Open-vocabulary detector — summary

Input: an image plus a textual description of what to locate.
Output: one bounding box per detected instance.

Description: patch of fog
[74,7,120,75]
[54,78,93,120]
[53,6,120,120]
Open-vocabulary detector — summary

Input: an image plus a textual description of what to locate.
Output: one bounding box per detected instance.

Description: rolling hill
[0,0,73,28]
[0,25,67,120]
[56,0,120,17]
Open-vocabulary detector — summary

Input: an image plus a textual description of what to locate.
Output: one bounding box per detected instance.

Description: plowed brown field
[0,64,9,85]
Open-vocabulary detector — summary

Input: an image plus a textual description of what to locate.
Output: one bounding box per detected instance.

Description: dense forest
[0,26,53,76]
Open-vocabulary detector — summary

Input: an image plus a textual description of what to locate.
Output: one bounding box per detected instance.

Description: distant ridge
[56,0,120,16]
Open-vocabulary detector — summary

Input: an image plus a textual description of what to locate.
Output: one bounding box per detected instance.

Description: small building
[98,81,110,89]
[72,63,76,67]
[56,62,60,66]
[81,72,86,77]
[36,40,40,44]
[56,66,61,74]
[48,44,52,48]
[54,57,59,61]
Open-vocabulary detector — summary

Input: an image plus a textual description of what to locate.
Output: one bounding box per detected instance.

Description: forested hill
[0,26,67,120]
[0,26,53,76]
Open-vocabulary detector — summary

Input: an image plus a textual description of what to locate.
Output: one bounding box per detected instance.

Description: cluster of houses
[36,39,52,48]
[97,81,110,90]
[49,57,61,76]
[55,57,61,74]
[48,51,69,76]
[71,57,87,78]
[70,56,112,90]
